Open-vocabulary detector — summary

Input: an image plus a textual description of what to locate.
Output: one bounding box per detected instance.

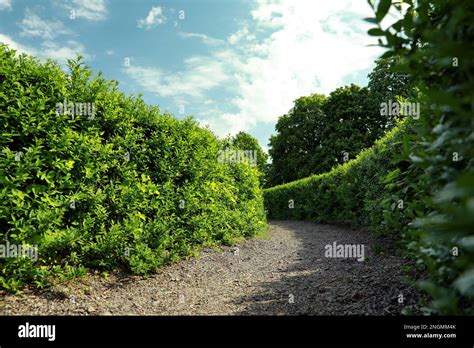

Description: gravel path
[0,220,422,315]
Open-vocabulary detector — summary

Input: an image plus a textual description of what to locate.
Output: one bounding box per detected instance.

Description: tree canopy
[266,94,326,186]
[266,58,412,187]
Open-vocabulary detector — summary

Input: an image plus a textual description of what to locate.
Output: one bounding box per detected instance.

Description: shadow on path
[234,220,422,315]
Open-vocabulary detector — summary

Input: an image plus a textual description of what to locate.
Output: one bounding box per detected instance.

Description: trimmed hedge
[264,118,418,233]
[264,107,473,314]
[0,46,265,292]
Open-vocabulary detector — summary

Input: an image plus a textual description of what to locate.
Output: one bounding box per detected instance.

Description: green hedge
[366,0,474,315]
[265,0,474,316]
[264,118,419,232]
[264,110,473,314]
[0,45,265,292]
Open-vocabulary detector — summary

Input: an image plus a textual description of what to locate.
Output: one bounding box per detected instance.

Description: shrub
[222,131,268,185]
[264,117,418,233]
[0,46,265,292]
[265,0,474,314]
[266,58,412,188]
[366,0,474,314]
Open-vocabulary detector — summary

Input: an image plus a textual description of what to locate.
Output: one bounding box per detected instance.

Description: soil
[0,220,423,315]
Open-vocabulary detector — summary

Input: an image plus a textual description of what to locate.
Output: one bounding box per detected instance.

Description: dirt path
[0,221,422,315]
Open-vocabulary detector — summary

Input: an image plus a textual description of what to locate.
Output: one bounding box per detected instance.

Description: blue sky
[0,0,384,151]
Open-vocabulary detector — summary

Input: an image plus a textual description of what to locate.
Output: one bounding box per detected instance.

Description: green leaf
[364,17,378,24]
[368,28,386,36]
[403,11,414,31]
[380,50,396,59]
[383,169,401,184]
[409,154,425,163]
[454,269,474,296]
[391,19,403,31]
[376,0,391,22]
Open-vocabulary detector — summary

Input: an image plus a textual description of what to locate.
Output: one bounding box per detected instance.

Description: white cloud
[125,51,232,99]
[178,32,224,46]
[7,8,86,65]
[0,33,34,54]
[0,34,86,65]
[138,6,166,30]
[203,0,383,136]
[0,0,12,11]
[106,49,114,55]
[40,40,86,62]
[227,26,256,45]
[19,9,72,40]
[127,0,384,138]
[61,0,107,21]
[250,1,285,29]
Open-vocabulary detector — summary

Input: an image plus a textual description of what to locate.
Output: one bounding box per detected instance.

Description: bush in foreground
[366,0,474,314]
[0,46,265,292]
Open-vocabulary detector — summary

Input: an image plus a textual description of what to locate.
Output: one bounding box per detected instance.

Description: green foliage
[266,93,326,186]
[320,84,384,165]
[266,0,473,314]
[366,0,474,314]
[264,118,417,231]
[0,45,265,291]
[266,62,410,187]
[368,57,410,102]
[223,131,268,185]
[367,56,413,129]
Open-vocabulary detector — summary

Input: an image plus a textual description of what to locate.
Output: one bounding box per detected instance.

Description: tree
[367,56,412,129]
[232,131,268,173]
[266,59,412,188]
[267,85,385,187]
[368,56,411,100]
[319,84,375,169]
[266,94,326,187]
[225,131,268,185]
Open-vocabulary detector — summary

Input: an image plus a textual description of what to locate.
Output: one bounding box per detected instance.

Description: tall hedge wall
[0,46,265,291]
[264,118,418,232]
